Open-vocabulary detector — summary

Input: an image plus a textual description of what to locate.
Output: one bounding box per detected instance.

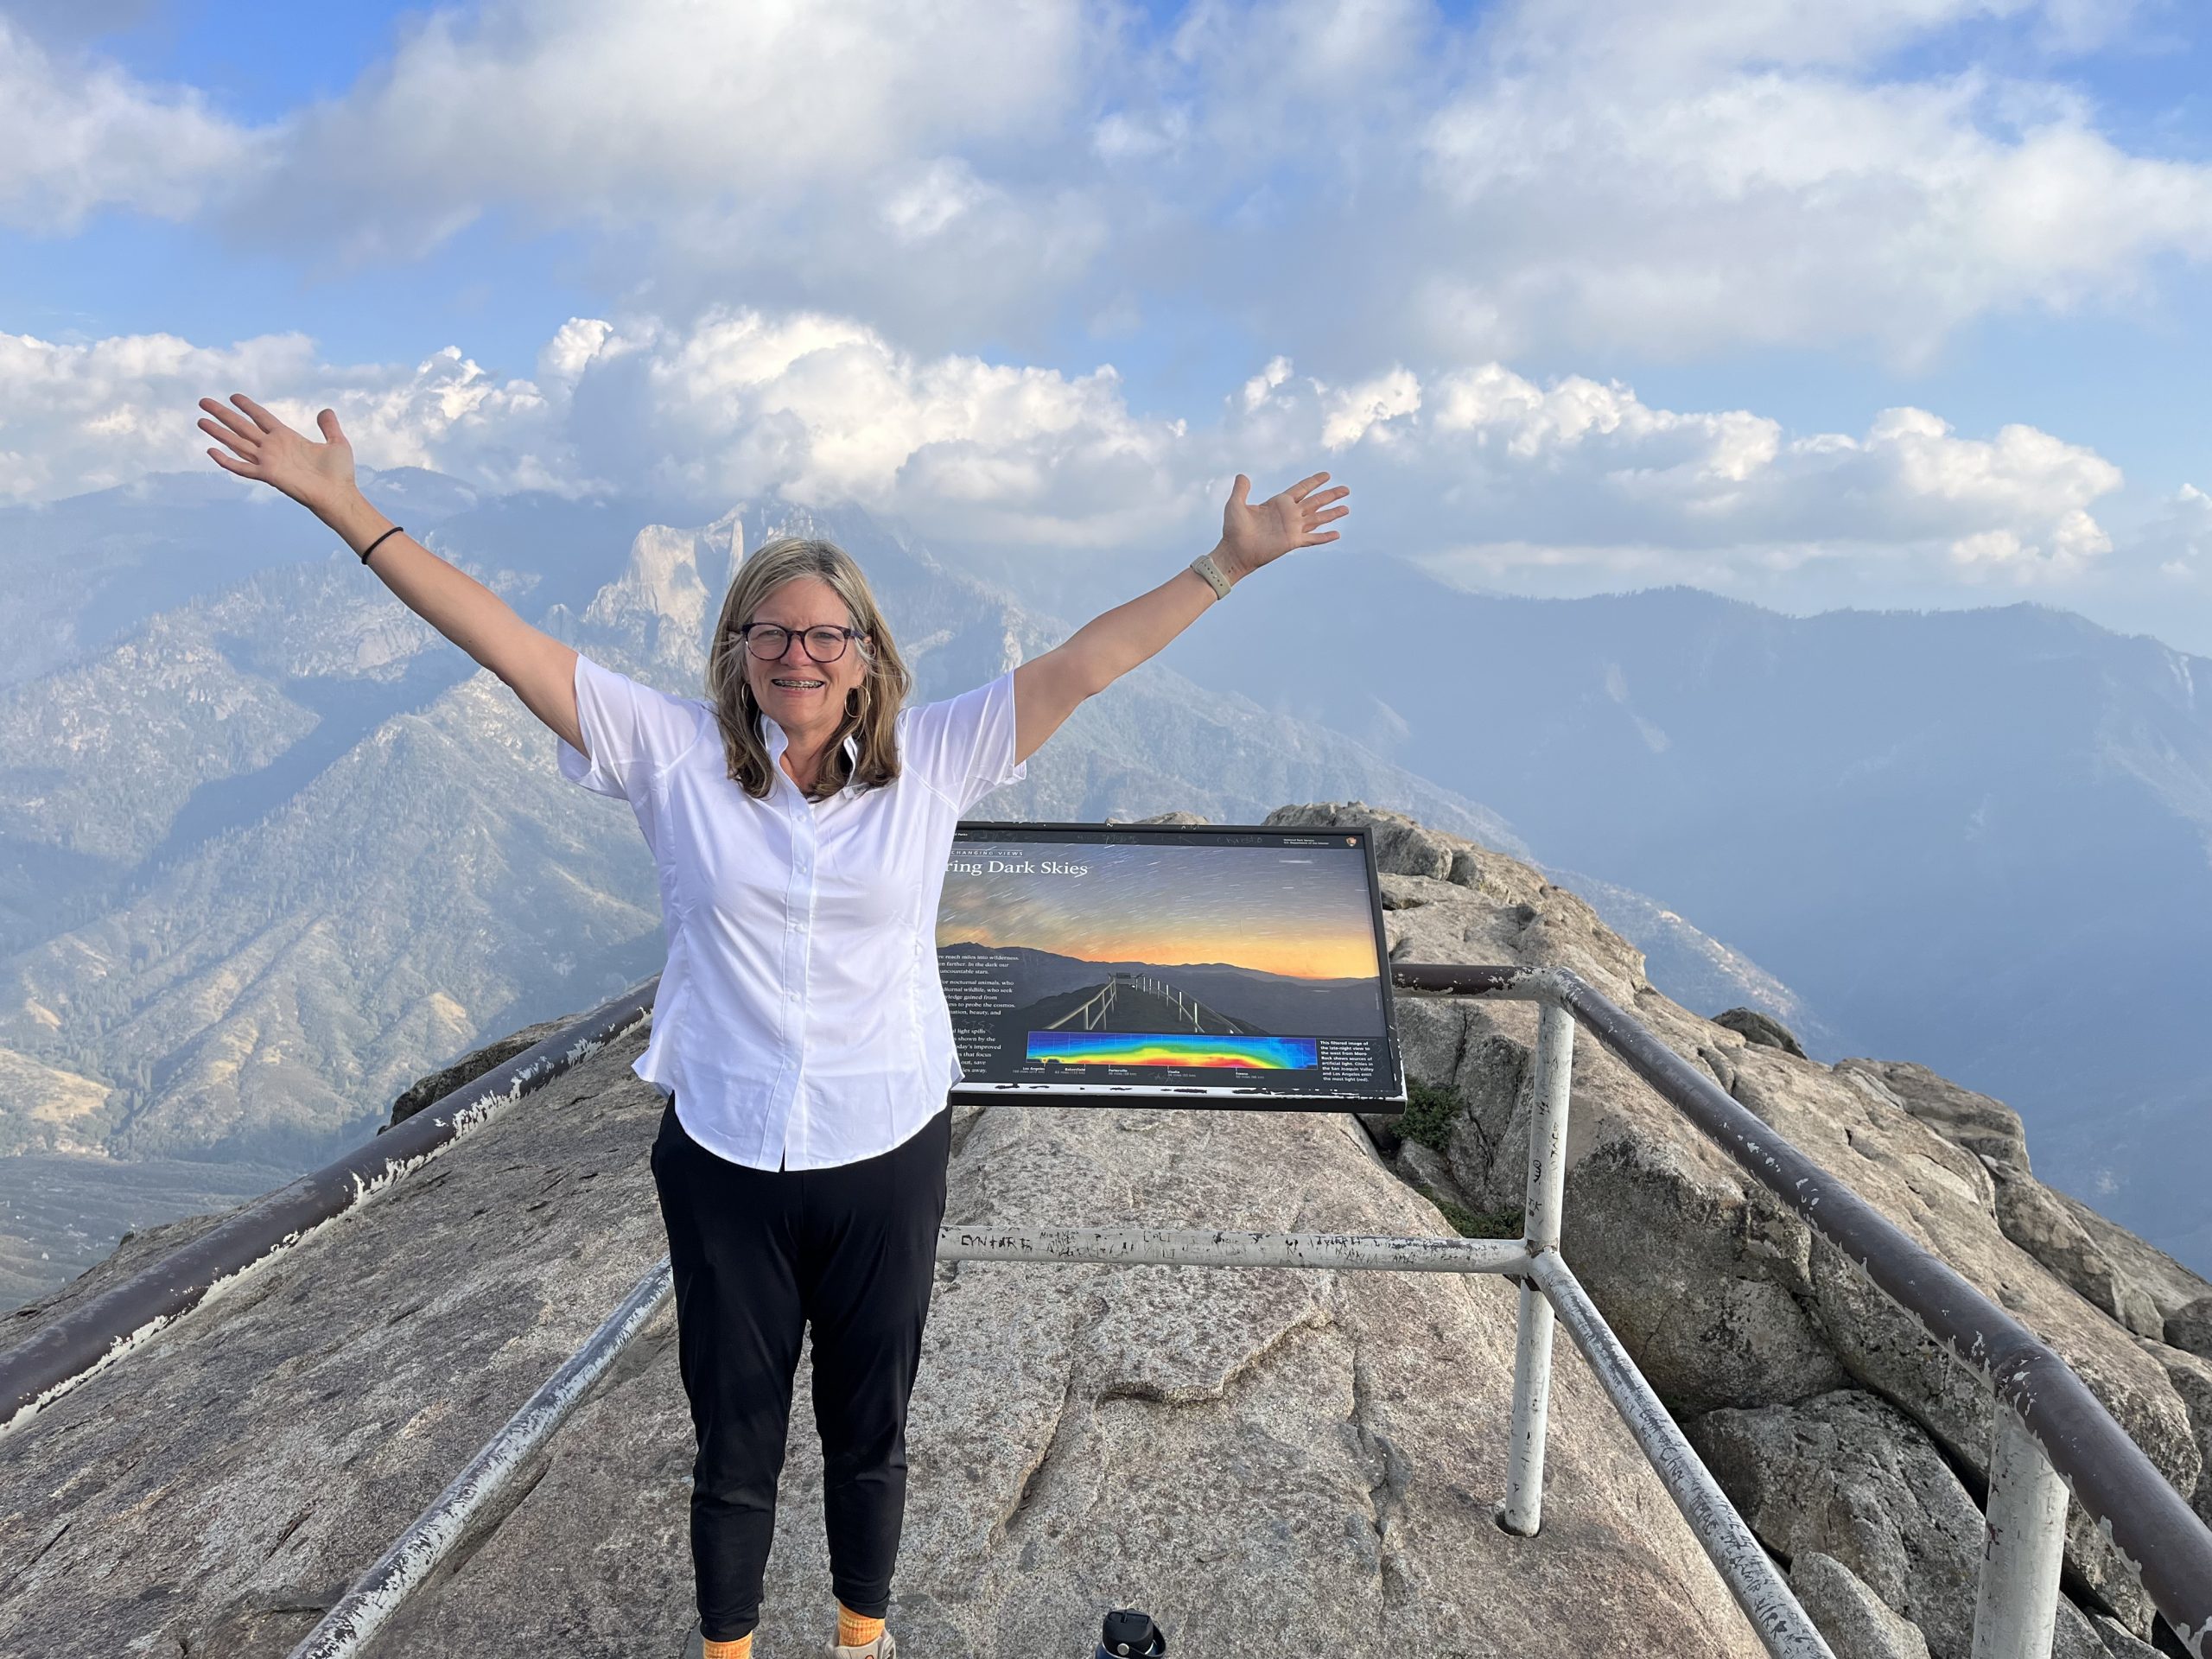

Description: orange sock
[837,1602,886,1646]
[702,1635,753,1658]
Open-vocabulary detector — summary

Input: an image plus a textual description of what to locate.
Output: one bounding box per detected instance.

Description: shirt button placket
[786,793,817,1163]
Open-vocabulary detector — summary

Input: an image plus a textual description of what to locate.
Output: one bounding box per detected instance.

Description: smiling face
[740,575,873,747]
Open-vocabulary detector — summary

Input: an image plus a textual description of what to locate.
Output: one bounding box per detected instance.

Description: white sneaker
[825,1630,896,1658]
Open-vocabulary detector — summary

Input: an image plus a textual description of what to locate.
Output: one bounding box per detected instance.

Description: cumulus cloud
[0,328,318,501]
[2141,485,2212,582]
[1241,358,2125,585]
[0,16,265,233]
[215,0,1091,318]
[1320,368,1421,450]
[642,0,2189,365]
[624,308,1201,545]
[1,308,2139,599]
[26,0,2206,365]
[2,307,1200,547]
[1408,48,2212,362]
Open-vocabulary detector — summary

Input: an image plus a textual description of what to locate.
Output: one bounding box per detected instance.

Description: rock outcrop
[3,798,2206,1658]
[1688,1390,1983,1659]
[1266,800,2212,1653]
[0,994,1764,1654]
[1714,1006,1808,1059]
[382,1014,569,1129]
[1789,1551,1932,1659]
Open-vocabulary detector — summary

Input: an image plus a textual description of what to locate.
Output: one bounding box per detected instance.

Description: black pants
[650,1094,951,1643]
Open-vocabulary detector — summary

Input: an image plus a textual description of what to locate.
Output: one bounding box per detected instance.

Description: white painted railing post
[1971,1406,2069,1659]
[1502,996,1575,1535]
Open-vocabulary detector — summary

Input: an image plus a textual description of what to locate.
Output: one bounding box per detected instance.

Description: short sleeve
[899,669,1028,813]
[556,651,705,804]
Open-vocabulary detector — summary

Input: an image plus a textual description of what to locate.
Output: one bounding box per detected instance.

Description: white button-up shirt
[556,651,1027,1170]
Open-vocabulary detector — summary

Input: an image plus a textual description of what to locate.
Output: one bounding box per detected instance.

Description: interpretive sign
[938,822,1406,1109]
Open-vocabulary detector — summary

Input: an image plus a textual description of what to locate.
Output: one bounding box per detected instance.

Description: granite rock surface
[1268,799,2212,1648]
[0,1029,1765,1657]
[6,797,2209,1656]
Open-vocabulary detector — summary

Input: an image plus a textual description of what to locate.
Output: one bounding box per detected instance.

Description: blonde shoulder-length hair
[705,536,913,802]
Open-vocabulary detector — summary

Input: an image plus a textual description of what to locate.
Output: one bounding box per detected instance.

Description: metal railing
[944,962,2212,1658]
[1378,963,2212,1659]
[10,963,2208,1657]
[289,963,2212,1659]
[0,980,658,1444]
[942,984,1833,1658]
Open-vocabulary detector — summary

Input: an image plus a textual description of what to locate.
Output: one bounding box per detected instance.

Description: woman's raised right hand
[197,394,359,519]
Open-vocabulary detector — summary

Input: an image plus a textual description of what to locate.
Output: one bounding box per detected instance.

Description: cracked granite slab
[0,1025,1766,1658]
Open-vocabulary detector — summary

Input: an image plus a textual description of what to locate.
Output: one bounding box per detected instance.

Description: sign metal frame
[940,819,1408,1114]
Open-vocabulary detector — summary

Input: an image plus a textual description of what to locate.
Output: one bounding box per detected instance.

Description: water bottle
[1095,1608,1166,1658]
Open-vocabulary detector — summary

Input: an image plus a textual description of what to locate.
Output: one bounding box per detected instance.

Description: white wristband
[1188,552,1233,599]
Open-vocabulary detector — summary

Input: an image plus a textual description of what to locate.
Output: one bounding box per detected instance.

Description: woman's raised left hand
[1217,470,1351,580]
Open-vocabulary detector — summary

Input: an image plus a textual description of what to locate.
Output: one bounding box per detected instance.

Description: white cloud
[1240,355,1294,413]
[879,160,993,244]
[1260,359,2124,585]
[0,16,264,233]
[0,309,2142,599]
[1091,106,1192,162]
[1159,0,1434,160]
[1319,368,1421,450]
[226,0,1086,275]
[2142,484,2212,582]
[596,308,1198,545]
[1403,20,2212,363]
[0,307,1191,544]
[1493,0,2041,73]
[16,1,2210,369]
[0,328,315,501]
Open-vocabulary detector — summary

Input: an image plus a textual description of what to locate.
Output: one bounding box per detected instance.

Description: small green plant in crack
[1419,1189,1526,1240]
[1396,1076,1465,1154]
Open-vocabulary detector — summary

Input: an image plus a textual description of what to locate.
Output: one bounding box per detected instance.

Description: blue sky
[4,0,2211,648]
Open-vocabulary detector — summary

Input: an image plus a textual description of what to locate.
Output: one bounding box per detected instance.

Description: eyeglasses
[737,624,862,664]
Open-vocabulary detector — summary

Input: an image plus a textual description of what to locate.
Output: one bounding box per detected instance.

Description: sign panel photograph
[937,822,1405,1109]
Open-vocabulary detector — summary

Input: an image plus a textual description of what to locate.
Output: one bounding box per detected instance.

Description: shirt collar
[760,715,862,789]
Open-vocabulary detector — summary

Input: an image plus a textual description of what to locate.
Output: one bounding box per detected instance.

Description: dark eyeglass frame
[736,623,865,664]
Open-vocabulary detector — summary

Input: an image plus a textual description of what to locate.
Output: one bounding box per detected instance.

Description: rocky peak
[4,800,2208,1657]
[1833,1058,2031,1171]
[1286,798,2212,1653]
[579,522,716,667]
[1713,1007,1808,1058]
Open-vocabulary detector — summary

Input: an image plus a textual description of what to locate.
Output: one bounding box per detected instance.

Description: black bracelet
[359,524,404,565]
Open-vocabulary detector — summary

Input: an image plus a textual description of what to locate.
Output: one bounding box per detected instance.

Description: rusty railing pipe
[0,979,658,1442]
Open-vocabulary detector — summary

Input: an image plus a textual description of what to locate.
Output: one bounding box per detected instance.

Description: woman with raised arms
[195,391,1349,1659]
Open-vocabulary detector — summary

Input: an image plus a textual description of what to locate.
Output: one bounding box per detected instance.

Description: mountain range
[1,467,2202,1305]
[1119,567,2212,1273]
[3,471,1727,1306]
